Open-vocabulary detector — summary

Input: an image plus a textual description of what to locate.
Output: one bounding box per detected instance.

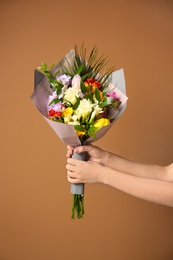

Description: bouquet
[30,44,128,219]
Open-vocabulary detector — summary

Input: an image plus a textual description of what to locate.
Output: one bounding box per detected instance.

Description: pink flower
[106,91,119,100]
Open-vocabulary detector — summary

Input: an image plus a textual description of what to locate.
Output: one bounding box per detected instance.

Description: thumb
[74,145,93,154]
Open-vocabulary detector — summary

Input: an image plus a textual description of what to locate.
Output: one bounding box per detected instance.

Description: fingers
[66,160,76,172]
[67,174,74,183]
[66,167,82,184]
[66,162,77,183]
[66,144,97,158]
[67,174,82,184]
[66,158,84,172]
[66,158,84,183]
[66,145,75,158]
[74,145,93,154]
[66,158,79,175]
[67,145,74,150]
[66,169,76,178]
[67,158,80,166]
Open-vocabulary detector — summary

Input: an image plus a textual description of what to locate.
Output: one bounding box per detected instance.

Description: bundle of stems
[71,194,84,219]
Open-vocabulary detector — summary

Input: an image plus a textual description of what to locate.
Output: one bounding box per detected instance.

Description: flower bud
[72,74,81,90]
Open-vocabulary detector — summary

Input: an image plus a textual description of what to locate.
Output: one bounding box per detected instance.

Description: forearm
[104,151,169,181]
[100,166,173,207]
[66,157,173,207]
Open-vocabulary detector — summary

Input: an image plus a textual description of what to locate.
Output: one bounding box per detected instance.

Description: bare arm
[66,159,173,207]
[104,151,172,182]
[67,145,172,182]
[101,165,173,207]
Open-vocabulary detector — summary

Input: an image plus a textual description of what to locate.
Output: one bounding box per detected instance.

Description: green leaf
[95,87,100,101]
[75,64,84,75]
[88,126,98,133]
[50,63,55,70]
[102,84,109,94]
[50,82,56,90]
[40,62,47,70]
[73,97,80,110]
[37,66,45,71]
[88,132,97,139]
[56,83,64,95]
[85,93,94,103]
[100,97,115,107]
[44,71,51,77]
[49,98,60,106]
[111,100,121,108]
[80,80,86,94]
[74,125,85,132]
[81,73,89,81]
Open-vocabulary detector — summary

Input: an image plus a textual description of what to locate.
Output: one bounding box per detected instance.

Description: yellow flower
[94,118,110,129]
[76,130,86,137]
[63,107,73,117]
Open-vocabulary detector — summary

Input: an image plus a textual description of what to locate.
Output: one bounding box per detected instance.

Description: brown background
[1,0,173,259]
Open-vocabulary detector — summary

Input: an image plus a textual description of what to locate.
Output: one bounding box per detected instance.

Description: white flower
[68,115,80,125]
[71,114,79,123]
[74,99,94,121]
[63,87,79,105]
[63,74,82,105]
[64,114,72,124]
[89,110,96,122]
[58,85,68,99]
[93,98,103,114]
[89,98,103,122]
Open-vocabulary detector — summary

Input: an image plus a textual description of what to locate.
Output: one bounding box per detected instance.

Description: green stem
[71,194,85,220]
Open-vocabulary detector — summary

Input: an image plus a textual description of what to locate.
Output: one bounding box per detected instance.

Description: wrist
[100,151,109,166]
[97,164,108,184]
[165,163,173,182]
[102,150,112,167]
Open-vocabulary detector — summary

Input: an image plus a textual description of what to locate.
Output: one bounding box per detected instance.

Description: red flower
[85,78,95,85]
[54,111,62,117]
[49,109,62,118]
[92,81,101,89]
[49,109,55,116]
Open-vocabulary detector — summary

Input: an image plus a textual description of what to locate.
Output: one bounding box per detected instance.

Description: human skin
[66,145,173,207]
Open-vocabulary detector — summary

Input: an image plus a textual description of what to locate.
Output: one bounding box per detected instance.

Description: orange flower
[99,91,103,101]
[76,130,86,137]
[92,81,101,89]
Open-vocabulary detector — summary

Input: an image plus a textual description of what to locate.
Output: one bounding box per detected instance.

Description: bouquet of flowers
[30,44,128,219]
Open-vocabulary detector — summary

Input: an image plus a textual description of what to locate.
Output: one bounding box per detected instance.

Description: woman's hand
[66,144,108,166]
[66,158,105,184]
